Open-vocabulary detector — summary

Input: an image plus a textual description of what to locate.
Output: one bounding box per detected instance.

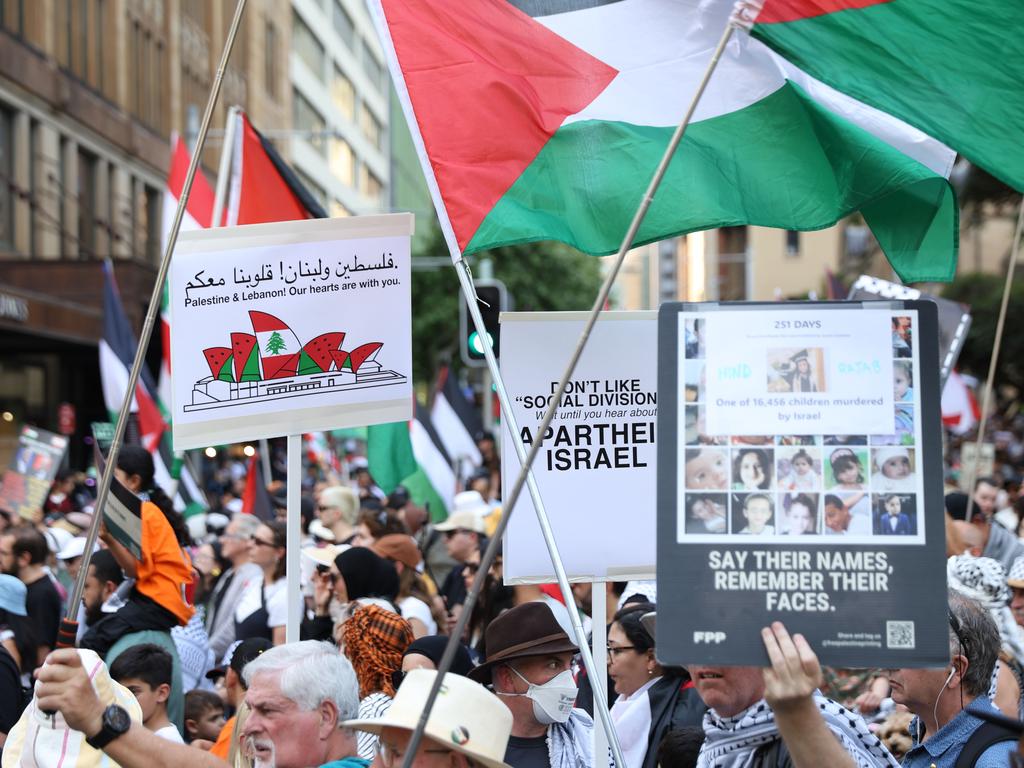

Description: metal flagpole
[399,21,737,768]
[55,0,249,644]
[961,197,1024,498]
[285,434,302,643]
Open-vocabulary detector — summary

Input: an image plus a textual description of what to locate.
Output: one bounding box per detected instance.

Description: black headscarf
[402,635,474,677]
[334,546,399,601]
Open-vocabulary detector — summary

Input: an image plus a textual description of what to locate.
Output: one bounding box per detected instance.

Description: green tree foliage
[942,273,1024,391]
[411,225,604,386]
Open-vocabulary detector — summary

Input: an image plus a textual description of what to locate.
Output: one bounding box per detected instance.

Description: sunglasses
[444,529,472,539]
[250,536,277,548]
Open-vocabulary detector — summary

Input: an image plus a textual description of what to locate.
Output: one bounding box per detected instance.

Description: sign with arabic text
[169,215,414,449]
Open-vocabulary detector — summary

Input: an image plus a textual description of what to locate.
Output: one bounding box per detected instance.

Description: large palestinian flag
[739,0,1024,193]
[371,0,958,282]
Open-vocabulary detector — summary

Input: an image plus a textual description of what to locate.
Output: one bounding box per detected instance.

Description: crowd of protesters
[5,423,1024,768]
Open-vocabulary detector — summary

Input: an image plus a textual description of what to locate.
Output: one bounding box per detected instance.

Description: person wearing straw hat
[434,493,488,622]
[469,601,592,768]
[344,668,513,767]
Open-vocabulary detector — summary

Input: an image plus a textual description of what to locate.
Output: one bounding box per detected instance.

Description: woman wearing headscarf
[947,554,1024,718]
[303,546,399,641]
[341,603,414,760]
[607,602,705,768]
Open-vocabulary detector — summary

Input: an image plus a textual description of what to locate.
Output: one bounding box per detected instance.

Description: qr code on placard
[887,621,916,649]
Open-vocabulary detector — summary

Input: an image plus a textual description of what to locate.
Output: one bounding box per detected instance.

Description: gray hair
[948,591,1000,697]
[230,513,262,538]
[243,640,359,722]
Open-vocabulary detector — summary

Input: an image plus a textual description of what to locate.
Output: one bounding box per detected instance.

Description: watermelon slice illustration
[347,342,383,373]
[203,347,234,381]
[302,332,345,372]
[231,333,261,382]
[330,349,349,371]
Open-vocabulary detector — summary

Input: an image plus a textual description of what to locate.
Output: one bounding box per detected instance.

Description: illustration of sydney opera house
[184,311,405,411]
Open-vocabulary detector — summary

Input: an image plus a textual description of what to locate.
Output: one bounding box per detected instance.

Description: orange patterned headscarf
[342,603,414,698]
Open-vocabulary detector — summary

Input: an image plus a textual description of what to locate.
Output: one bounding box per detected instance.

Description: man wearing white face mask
[469,602,592,768]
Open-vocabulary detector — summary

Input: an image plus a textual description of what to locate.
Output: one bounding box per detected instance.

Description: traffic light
[459,279,508,367]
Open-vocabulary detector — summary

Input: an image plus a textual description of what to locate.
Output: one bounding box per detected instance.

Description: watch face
[105,704,132,733]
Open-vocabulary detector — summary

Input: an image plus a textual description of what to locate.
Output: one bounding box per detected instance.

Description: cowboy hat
[343,669,512,768]
[468,602,578,683]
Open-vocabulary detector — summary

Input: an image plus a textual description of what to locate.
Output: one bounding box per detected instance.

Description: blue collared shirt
[902,696,1016,768]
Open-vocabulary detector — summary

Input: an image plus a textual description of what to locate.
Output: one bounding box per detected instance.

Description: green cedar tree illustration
[265,331,287,355]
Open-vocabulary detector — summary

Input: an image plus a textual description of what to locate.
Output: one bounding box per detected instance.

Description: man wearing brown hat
[469,602,592,768]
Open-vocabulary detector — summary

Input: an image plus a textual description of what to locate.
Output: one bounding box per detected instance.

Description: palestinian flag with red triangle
[738,0,1024,193]
[371,0,960,282]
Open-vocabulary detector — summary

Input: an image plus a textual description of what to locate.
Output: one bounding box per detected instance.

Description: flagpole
[399,20,738,768]
[57,0,249,643]
[961,197,1024,498]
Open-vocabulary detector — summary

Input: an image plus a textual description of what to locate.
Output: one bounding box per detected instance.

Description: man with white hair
[318,486,361,545]
[207,512,263,658]
[241,640,365,768]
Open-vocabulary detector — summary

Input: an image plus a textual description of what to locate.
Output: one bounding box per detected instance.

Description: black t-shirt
[25,575,62,651]
[0,645,26,735]
[505,734,549,768]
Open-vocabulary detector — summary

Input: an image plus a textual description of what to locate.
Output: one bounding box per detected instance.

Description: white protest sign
[702,309,895,436]
[170,215,413,450]
[501,312,656,583]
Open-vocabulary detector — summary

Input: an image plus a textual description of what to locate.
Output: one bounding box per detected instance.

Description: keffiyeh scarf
[696,695,899,768]
[548,709,595,768]
[947,554,1024,666]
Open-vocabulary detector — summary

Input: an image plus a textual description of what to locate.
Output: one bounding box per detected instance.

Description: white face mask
[499,666,578,724]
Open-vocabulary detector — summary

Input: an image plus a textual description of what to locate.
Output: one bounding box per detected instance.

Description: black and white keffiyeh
[947,554,1024,666]
[696,694,899,768]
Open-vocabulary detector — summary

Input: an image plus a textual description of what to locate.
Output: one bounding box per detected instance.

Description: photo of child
[685,447,729,490]
[685,318,705,358]
[823,435,867,446]
[871,446,916,491]
[871,405,915,446]
[873,493,916,535]
[683,493,729,535]
[823,491,870,536]
[893,360,913,402]
[893,316,913,358]
[732,493,775,535]
[826,448,868,490]
[777,447,820,491]
[767,348,826,393]
[684,361,705,403]
[732,448,773,490]
[776,435,818,446]
[780,493,818,535]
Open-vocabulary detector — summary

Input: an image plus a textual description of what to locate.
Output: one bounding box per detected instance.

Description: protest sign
[501,312,657,583]
[169,215,414,450]
[0,426,68,521]
[657,301,948,666]
[93,442,144,559]
[960,442,995,479]
[847,274,971,385]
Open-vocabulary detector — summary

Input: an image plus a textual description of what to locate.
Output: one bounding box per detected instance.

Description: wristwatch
[85,704,132,749]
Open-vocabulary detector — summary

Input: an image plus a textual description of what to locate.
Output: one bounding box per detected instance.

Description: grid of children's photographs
[677,312,923,543]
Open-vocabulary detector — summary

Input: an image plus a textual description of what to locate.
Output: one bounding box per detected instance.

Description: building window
[293,10,325,80]
[77,148,97,258]
[786,229,800,256]
[359,104,382,150]
[296,169,327,208]
[331,68,354,122]
[329,137,354,187]
[332,0,354,47]
[359,165,382,205]
[264,20,277,98]
[293,89,327,155]
[0,107,12,251]
[361,40,386,90]
[144,184,160,264]
[0,0,25,36]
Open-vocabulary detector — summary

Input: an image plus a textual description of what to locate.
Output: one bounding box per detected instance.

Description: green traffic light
[468,330,494,356]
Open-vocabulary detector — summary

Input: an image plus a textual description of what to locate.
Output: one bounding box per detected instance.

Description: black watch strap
[85,704,131,749]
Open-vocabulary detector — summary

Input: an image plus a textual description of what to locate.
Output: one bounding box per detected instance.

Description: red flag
[226,112,327,226]
[241,454,274,521]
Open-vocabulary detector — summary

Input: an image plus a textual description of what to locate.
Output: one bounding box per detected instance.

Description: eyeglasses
[948,609,970,659]
[607,645,637,658]
[317,505,335,512]
[250,536,277,548]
